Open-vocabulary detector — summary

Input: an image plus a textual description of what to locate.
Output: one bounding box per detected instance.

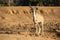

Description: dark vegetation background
[0,0,60,6]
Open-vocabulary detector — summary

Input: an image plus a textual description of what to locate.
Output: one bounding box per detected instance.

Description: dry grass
[0,7,60,40]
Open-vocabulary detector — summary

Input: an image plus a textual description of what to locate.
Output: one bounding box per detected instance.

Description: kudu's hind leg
[35,22,42,35]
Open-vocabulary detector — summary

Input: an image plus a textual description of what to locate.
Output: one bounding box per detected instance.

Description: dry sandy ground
[0,7,60,40]
[0,34,59,40]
